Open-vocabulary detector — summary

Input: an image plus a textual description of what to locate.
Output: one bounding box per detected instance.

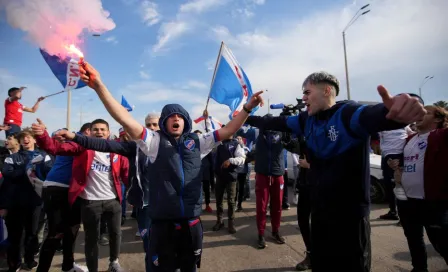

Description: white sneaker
[62,263,88,272]
[293,194,298,205]
[109,260,124,272]
[135,231,141,237]
[394,185,408,201]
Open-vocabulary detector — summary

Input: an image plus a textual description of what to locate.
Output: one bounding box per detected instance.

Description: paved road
[1,186,446,272]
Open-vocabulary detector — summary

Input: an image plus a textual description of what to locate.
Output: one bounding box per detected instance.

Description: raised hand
[246,90,265,110]
[78,61,103,90]
[0,125,11,131]
[55,130,76,142]
[31,118,46,136]
[377,85,426,124]
[37,96,45,102]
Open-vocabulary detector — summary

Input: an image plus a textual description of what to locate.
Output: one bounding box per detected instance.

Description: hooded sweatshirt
[136,104,221,220]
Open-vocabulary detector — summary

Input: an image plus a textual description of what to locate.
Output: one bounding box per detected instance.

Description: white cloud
[152,21,189,53]
[105,36,118,44]
[180,0,226,14]
[232,0,265,18]
[233,8,254,18]
[251,0,265,5]
[120,81,205,105]
[141,1,161,26]
[206,0,448,118]
[139,71,150,79]
[152,0,228,54]
[205,59,216,70]
[186,80,208,90]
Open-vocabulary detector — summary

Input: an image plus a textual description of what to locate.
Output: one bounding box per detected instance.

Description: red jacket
[406,128,448,201]
[36,131,129,206]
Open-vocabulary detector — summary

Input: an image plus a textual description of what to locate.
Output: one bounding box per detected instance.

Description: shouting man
[76,61,264,271]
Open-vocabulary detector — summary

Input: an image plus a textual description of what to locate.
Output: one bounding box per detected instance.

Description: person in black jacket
[244,71,425,271]
[294,136,312,271]
[237,119,288,249]
[212,134,246,234]
[0,128,52,271]
[194,130,215,214]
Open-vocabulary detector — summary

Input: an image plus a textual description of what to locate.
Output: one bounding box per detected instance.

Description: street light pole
[80,98,93,128]
[342,31,350,100]
[418,75,434,100]
[66,90,71,131]
[342,4,371,100]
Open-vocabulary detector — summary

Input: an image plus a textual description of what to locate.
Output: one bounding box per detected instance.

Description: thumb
[36,118,43,125]
[377,85,393,109]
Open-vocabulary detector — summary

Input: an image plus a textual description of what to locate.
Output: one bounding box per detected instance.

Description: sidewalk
[1,186,446,271]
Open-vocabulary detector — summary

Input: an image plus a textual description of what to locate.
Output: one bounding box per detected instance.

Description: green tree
[433,100,448,110]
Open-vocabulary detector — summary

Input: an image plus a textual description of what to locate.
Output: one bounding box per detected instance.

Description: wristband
[243,104,252,114]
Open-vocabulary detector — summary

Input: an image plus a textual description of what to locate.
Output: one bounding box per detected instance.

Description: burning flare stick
[43,44,86,99]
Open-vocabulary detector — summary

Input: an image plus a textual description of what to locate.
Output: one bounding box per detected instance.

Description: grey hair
[302,71,340,96]
[145,112,161,123]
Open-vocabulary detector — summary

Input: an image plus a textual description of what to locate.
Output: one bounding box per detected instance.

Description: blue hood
[159,104,192,137]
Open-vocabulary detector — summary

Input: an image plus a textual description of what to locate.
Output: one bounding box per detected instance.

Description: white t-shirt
[79,151,117,200]
[401,132,429,199]
[379,127,412,156]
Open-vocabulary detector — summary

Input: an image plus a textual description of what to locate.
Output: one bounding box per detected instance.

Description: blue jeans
[5,124,20,137]
[137,207,151,272]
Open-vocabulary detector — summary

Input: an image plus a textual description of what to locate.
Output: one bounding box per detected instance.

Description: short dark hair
[6,133,18,140]
[302,71,340,96]
[80,122,92,133]
[8,87,20,97]
[91,119,109,130]
[17,128,35,141]
[193,130,202,134]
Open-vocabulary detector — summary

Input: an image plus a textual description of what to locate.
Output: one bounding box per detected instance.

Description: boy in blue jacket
[1,128,52,271]
[37,123,91,272]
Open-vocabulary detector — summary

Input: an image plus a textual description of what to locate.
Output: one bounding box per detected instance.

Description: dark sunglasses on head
[146,123,158,127]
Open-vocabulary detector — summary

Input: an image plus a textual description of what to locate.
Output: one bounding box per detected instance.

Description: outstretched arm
[55,130,136,157]
[31,119,85,156]
[213,91,265,141]
[79,62,143,140]
[198,92,265,157]
[23,97,45,113]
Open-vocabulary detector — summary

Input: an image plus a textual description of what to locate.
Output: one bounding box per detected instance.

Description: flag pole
[43,89,67,98]
[204,41,224,132]
[205,41,224,112]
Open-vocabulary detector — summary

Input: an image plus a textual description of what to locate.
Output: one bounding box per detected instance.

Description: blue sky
[0,0,447,138]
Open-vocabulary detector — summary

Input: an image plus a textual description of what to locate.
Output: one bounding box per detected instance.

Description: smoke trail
[0,0,115,57]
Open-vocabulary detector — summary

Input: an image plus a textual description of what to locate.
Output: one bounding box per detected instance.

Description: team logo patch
[280,184,284,190]
[328,126,339,142]
[194,249,202,256]
[113,154,119,163]
[152,255,159,266]
[418,141,427,150]
[184,139,195,150]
